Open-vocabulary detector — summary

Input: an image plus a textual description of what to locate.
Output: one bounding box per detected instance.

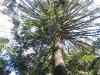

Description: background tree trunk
[54,36,67,75]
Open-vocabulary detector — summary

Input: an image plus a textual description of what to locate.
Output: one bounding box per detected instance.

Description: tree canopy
[1,0,100,75]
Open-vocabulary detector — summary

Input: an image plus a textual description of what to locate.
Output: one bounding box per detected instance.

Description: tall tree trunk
[54,36,67,75]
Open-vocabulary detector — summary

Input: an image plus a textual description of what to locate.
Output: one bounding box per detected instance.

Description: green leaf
[80,55,93,62]
[24,20,33,28]
[0,38,7,47]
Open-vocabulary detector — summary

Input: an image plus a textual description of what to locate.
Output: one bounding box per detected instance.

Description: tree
[91,37,100,74]
[0,38,11,75]
[93,37,100,49]
[65,48,97,75]
[6,0,100,75]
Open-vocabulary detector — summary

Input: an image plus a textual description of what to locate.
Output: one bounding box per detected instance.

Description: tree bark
[54,36,67,75]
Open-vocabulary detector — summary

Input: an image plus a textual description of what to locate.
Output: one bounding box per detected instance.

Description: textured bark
[54,37,67,75]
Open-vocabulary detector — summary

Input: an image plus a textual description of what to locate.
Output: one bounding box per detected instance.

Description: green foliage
[24,19,33,28]
[0,38,7,45]
[47,8,56,18]
[63,48,99,75]
[80,55,93,63]
[8,49,19,56]
[0,38,7,48]
[8,2,14,7]
[0,58,6,68]
[12,18,20,26]
[0,58,11,75]
[5,0,100,75]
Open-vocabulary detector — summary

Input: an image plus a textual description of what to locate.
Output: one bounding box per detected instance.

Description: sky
[0,2,13,39]
[0,0,100,75]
